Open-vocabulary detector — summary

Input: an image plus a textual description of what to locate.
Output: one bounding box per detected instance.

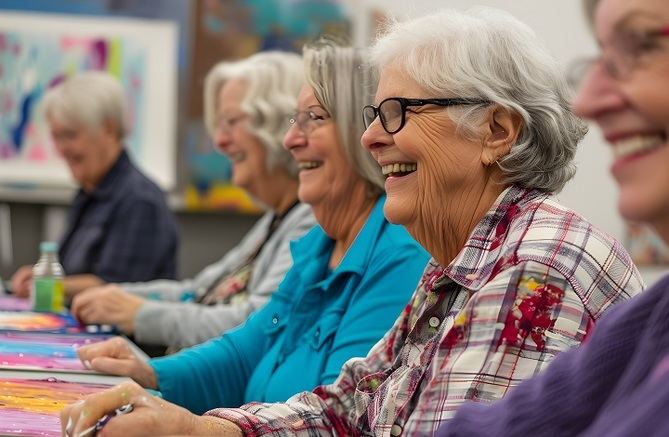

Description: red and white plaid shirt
[206,186,645,436]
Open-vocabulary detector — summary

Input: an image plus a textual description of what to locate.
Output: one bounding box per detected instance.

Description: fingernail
[83,360,91,369]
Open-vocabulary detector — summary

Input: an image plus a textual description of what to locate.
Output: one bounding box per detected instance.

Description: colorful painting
[0,310,82,333]
[0,332,110,372]
[183,0,351,211]
[0,377,112,437]
[0,11,177,189]
[0,294,31,311]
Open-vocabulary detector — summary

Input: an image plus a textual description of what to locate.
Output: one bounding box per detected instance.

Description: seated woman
[439,0,669,435]
[60,9,645,436]
[60,40,429,432]
[10,72,178,297]
[69,52,317,350]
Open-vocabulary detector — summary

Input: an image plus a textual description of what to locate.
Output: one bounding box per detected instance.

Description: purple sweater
[439,274,669,437]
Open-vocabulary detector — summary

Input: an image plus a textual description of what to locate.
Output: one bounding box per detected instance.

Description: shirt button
[314,327,320,339]
[272,314,279,324]
[428,316,441,328]
[390,424,402,436]
[465,273,478,280]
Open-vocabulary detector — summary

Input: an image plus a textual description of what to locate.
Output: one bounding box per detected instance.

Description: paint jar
[31,241,65,313]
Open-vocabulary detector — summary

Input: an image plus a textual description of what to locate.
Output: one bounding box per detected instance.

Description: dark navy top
[59,150,178,282]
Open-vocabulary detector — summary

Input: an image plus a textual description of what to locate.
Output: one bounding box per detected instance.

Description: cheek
[626,74,669,124]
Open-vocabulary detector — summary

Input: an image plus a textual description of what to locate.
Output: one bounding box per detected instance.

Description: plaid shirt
[205,186,644,436]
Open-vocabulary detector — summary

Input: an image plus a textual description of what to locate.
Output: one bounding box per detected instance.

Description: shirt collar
[290,195,388,289]
[437,185,545,291]
[80,150,131,200]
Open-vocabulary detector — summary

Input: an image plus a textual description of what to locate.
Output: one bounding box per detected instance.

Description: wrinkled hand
[71,284,145,334]
[60,380,200,437]
[78,337,157,389]
[10,265,33,298]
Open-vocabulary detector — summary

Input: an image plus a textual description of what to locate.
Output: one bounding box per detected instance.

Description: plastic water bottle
[31,241,65,312]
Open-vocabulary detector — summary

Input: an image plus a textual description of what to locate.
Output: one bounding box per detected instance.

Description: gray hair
[303,40,385,196]
[204,51,304,176]
[41,71,128,140]
[370,8,588,194]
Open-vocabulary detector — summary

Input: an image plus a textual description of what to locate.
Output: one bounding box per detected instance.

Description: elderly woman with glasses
[62,9,646,437]
[67,52,317,350]
[60,41,429,436]
[438,0,669,435]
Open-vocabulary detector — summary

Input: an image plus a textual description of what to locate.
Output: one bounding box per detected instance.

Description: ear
[480,106,522,166]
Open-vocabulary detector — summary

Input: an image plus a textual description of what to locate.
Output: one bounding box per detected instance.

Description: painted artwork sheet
[0,12,177,189]
[0,332,110,372]
[0,295,31,311]
[0,310,83,333]
[0,377,112,436]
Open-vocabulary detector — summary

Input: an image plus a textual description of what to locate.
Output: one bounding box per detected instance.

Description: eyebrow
[614,10,664,33]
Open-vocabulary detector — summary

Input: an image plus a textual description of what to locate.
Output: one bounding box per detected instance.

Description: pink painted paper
[0,332,110,372]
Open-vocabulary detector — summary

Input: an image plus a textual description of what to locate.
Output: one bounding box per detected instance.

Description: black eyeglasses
[362,97,491,134]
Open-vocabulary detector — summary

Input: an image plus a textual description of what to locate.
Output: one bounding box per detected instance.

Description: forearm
[64,274,105,297]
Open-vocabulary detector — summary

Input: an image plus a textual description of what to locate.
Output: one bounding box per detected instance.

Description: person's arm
[63,274,105,297]
[148,297,278,414]
[437,279,660,437]
[134,212,308,348]
[94,197,177,283]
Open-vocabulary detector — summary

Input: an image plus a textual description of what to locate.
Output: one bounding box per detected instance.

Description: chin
[382,197,412,225]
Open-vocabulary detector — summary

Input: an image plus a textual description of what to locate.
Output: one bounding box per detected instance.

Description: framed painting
[0,11,177,189]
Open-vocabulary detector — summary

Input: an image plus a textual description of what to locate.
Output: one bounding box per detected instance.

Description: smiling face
[49,117,120,191]
[360,65,488,230]
[283,85,364,210]
[213,78,269,197]
[573,0,669,229]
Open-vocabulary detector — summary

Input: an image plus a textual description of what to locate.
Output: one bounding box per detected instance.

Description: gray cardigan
[122,203,316,348]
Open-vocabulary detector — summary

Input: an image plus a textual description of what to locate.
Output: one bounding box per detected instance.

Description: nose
[572,63,626,120]
[360,117,392,153]
[213,128,232,155]
[282,121,307,151]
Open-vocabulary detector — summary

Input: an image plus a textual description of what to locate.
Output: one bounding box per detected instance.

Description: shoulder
[502,196,643,317]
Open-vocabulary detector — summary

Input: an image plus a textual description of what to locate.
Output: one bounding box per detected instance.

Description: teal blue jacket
[150,196,429,414]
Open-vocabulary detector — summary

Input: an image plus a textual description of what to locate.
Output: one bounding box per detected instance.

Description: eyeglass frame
[578,25,669,82]
[362,97,491,135]
[215,113,249,134]
[288,107,332,135]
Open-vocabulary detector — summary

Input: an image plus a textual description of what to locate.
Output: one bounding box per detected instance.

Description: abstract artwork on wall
[626,223,669,266]
[0,11,177,189]
[0,377,113,437]
[0,331,110,372]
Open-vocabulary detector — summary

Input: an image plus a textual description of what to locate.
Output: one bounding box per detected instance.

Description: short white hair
[370,8,588,194]
[41,71,129,140]
[303,40,384,196]
[204,51,304,176]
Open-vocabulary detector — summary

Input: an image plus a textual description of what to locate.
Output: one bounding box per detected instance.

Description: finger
[69,381,143,436]
[78,337,129,362]
[89,357,138,377]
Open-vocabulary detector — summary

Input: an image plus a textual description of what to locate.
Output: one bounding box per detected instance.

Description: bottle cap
[39,241,59,253]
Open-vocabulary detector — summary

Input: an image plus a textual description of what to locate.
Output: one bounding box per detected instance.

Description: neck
[253,170,300,215]
[83,145,122,192]
[313,183,376,270]
[409,174,506,267]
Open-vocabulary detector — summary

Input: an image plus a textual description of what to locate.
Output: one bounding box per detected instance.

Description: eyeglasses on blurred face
[215,113,249,134]
[569,25,669,86]
[288,106,331,135]
[362,97,491,135]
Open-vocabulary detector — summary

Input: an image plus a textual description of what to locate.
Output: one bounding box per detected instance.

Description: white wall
[344,0,666,283]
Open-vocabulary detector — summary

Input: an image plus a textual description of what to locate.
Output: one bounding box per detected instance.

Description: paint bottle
[31,241,65,312]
